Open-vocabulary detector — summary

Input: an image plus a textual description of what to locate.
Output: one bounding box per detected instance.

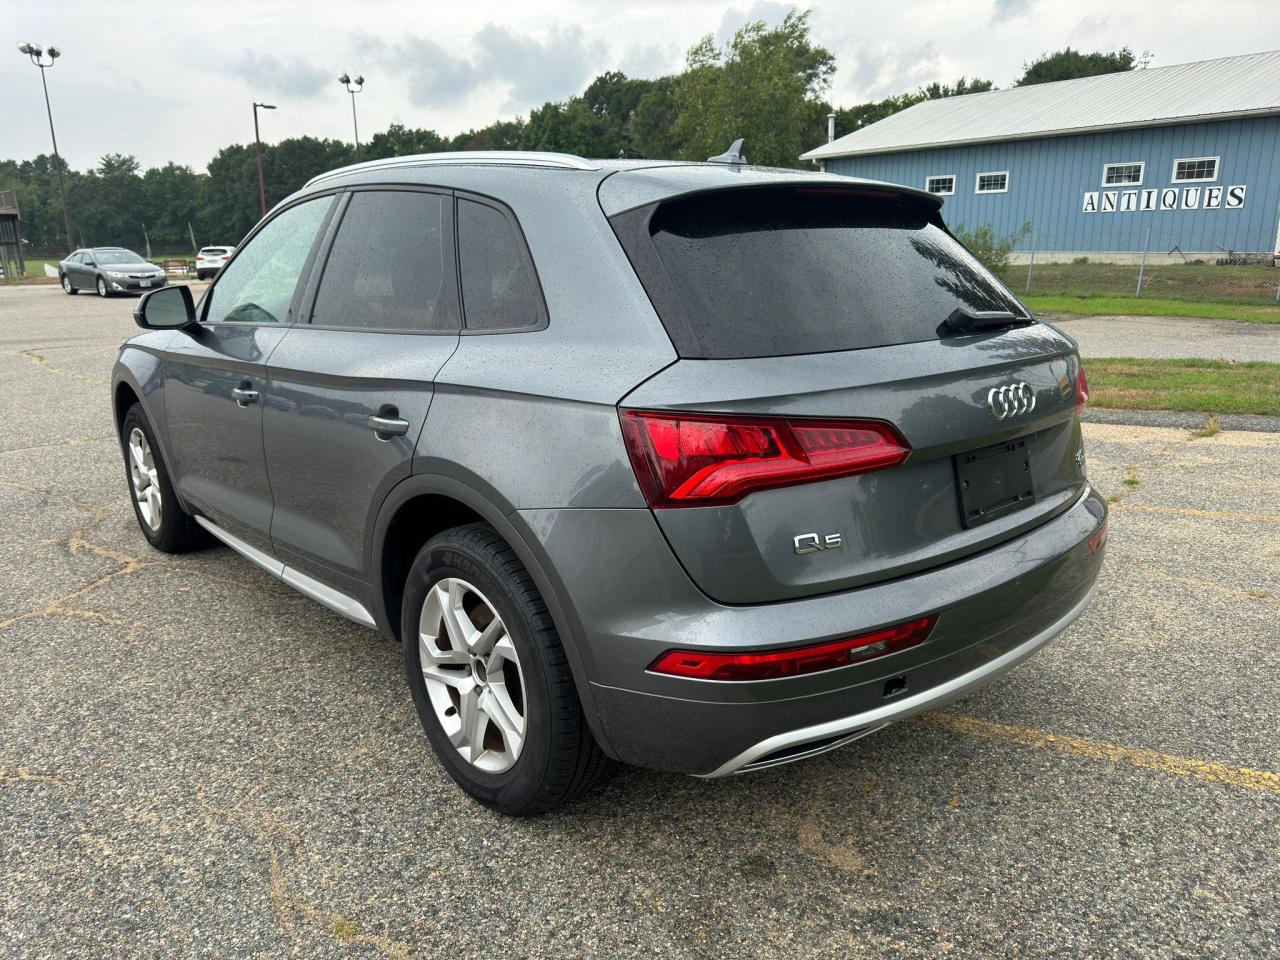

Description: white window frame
[1102,162,1145,187]
[925,174,956,196]
[1171,156,1219,184]
[975,171,1009,194]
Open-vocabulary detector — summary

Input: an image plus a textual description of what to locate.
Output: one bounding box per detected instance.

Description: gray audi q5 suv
[112,150,1107,815]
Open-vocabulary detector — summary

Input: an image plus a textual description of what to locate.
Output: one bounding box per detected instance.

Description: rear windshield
[611,187,1028,359]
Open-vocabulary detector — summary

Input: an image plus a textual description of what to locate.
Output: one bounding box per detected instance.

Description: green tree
[672,10,835,168]
[449,119,526,151]
[631,77,681,159]
[140,163,205,251]
[364,123,449,160]
[520,98,627,157]
[1016,47,1134,86]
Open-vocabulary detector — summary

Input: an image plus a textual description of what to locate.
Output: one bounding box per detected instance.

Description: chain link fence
[993,224,1280,306]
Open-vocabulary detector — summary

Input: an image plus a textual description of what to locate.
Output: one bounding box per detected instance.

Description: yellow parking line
[1112,503,1280,524]
[921,713,1280,797]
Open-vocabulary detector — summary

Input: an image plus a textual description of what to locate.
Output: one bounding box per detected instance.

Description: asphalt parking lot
[2,284,1278,958]
[1056,313,1280,363]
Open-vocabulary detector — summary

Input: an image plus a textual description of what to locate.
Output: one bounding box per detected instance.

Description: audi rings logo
[987,382,1036,420]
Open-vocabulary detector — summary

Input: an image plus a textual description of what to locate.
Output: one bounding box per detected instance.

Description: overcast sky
[5,0,1279,171]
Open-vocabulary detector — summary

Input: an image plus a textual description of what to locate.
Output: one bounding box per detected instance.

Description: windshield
[612,186,1029,359]
[95,250,148,265]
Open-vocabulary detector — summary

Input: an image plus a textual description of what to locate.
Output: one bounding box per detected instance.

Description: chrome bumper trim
[698,583,1098,778]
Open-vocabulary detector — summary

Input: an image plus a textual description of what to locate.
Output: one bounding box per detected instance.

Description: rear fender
[370,472,619,760]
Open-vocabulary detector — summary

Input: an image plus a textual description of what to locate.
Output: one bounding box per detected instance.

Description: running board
[195,516,377,629]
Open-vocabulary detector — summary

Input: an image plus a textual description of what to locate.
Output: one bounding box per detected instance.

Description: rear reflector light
[1075,365,1089,414]
[619,410,910,507]
[1087,518,1108,553]
[648,616,938,681]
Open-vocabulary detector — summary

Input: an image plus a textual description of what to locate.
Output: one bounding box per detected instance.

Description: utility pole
[17,42,74,253]
[252,101,276,217]
[337,73,365,150]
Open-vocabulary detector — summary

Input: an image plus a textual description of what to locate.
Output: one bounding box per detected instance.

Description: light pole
[337,73,364,150]
[252,101,276,217]
[17,42,74,253]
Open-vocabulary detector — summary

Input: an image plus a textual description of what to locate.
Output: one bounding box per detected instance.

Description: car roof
[292,150,939,219]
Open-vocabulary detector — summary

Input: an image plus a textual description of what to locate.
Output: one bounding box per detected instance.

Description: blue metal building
[802,52,1280,261]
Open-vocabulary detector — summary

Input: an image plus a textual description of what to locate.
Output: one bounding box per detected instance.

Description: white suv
[195,246,235,280]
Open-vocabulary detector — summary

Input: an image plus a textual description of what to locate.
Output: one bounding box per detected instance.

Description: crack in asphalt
[19,347,111,386]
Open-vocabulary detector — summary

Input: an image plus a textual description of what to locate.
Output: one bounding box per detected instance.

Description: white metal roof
[802,50,1280,161]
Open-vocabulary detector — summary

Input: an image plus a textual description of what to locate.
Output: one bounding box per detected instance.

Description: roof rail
[306,151,599,187]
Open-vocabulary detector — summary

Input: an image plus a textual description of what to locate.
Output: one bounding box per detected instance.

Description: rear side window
[457,198,546,331]
[311,190,458,332]
[612,187,1027,359]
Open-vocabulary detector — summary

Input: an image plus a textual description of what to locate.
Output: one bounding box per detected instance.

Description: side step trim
[195,516,377,630]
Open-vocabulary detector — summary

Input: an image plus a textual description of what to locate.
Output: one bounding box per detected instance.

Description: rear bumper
[517,485,1106,776]
[698,582,1095,776]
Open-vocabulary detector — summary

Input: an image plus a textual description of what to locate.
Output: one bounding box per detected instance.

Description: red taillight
[648,616,937,681]
[1075,365,1089,414]
[618,410,910,507]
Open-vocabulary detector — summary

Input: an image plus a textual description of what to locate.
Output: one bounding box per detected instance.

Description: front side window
[1172,157,1218,183]
[1103,162,1144,186]
[976,172,1009,194]
[310,191,458,332]
[926,175,955,196]
[204,195,333,324]
[457,199,546,331]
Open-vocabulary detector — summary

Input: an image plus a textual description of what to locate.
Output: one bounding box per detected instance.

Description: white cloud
[228,50,332,99]
[3,0,1278,171]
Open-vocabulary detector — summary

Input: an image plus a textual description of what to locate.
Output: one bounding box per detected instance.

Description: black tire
[196,270,208,281]
[119,404,209,553]
[401,523,612,815]
[61,273,78,295]
[96,275,110,297]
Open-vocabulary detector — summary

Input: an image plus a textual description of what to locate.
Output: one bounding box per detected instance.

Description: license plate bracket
[955,438,1035,528]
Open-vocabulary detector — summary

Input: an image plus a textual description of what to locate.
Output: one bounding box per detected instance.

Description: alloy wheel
[127,427,162,531]
[418,577,527,774]
[61,275,72,293]
[97,277,108,297]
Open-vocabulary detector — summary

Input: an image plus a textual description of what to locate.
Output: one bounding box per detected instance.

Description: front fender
[113,335,186,509]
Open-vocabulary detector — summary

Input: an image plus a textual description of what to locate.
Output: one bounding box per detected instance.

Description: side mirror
[134,285,196,330]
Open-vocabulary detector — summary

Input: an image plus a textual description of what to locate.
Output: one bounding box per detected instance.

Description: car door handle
[367,414,410,438]
[231,386,259,407]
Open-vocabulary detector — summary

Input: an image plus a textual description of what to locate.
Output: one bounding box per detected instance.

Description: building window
[1172,157,1219,183]
[925,175,955,196]
[1103,162,1144,186]
[975,171,1009,194]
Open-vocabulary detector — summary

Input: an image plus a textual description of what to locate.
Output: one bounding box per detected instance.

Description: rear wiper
[945,307,1035,334]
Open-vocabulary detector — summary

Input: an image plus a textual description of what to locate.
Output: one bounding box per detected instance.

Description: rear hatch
[608,180,1088,605]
